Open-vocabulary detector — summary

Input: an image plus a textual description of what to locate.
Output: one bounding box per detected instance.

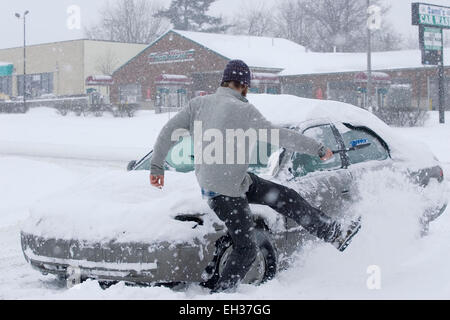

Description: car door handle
[341,190,350,195]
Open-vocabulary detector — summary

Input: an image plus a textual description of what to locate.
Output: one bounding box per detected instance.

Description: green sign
[0,63,13,76]
[412,3,450,29]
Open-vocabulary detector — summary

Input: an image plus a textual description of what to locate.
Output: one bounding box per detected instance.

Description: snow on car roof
[173,29,305,71]
[248,94,437,167]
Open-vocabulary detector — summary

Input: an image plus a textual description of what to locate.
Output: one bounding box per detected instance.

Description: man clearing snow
[150,60,361,293]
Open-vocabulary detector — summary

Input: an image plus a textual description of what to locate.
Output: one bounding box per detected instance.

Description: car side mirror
[127,160,137,171]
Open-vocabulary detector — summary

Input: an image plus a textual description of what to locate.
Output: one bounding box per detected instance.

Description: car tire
[202,229,277,289]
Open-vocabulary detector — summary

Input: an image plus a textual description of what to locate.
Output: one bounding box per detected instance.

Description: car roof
[247,94,437,168]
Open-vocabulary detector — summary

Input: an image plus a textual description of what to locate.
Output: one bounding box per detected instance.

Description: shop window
[0,76,12,96]
[17,73,53,98]
[282,83,313,98]
[266,87,279,94]
[327,81,358,106]
[119,84,142,104]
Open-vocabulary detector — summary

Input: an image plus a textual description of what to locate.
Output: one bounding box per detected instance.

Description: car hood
[22,170,220,245]
[22,170,281,245]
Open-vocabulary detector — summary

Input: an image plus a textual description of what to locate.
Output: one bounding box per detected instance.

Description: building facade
[281,66,450,111]
[0,39,147,99]
[112,29,449,112]
[111,30,295,111]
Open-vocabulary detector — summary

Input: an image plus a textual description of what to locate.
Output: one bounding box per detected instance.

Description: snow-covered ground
[0,108,449,300]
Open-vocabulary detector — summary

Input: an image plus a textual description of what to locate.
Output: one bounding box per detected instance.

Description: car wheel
[203,229,277,289]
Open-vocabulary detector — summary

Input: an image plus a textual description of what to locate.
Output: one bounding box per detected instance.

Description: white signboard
[423,27,443,50]
[417,3,450,28]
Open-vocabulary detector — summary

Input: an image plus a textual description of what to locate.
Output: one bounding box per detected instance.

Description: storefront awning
[354,72,391,84]
[0,63,13,76]
[85,75,114,86]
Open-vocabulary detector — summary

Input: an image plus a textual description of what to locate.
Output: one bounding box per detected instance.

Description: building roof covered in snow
[161,30,449,76]
[172,29,306,71]
[279,49,450,76]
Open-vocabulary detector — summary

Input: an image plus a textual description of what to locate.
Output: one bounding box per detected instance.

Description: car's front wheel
[203,229,277,289]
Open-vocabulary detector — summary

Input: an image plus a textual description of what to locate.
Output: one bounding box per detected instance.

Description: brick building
[111,30,305,111]
[112,29,449,112]
[279,50,450,111]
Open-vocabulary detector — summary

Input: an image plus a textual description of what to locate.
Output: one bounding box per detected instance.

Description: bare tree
[275,0,403,52]
[274,0,313,48]
[85,0,170,44]
[229,4,276,37]
[95,49,120,75]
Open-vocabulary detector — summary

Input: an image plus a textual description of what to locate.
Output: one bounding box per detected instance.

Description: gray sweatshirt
[151,87,325,197]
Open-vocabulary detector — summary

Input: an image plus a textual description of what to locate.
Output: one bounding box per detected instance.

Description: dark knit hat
[221,60,251,87]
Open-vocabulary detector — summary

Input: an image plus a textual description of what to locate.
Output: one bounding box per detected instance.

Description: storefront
[111,30,302,111]
[354,72,391,109]
[250,73,281,94]
[154,74,191,113]
[85,75,114,103]
[0,62,13,98]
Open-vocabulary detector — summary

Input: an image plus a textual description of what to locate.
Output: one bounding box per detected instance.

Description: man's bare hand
[320,148,334,161]
[150,175,165,189]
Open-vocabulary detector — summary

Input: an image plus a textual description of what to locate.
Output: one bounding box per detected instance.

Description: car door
[275,122,353,256]
[279,122,353,223]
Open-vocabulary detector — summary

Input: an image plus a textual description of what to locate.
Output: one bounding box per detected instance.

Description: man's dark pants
[207,173,334,290]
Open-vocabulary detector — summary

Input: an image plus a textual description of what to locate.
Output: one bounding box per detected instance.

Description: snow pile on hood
[249,94,439,169]
[0,157,80,228]
[22,169,281,244]
[23,170,213,244]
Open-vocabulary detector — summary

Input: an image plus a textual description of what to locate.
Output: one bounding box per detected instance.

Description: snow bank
[0,109,167,161]
[22,168,283,244]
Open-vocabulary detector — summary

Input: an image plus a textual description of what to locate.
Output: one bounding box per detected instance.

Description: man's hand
[320,148,334,161]
[150,175,165,189]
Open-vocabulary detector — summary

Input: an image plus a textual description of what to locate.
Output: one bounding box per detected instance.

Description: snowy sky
[0,0,449,49]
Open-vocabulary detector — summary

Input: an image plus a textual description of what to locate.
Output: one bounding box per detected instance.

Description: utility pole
[438,53,445,124]
[366,0,374,112]
[15,10,29,113]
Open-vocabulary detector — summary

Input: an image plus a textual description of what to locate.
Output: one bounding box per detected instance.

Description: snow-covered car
[21,94,447,288]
